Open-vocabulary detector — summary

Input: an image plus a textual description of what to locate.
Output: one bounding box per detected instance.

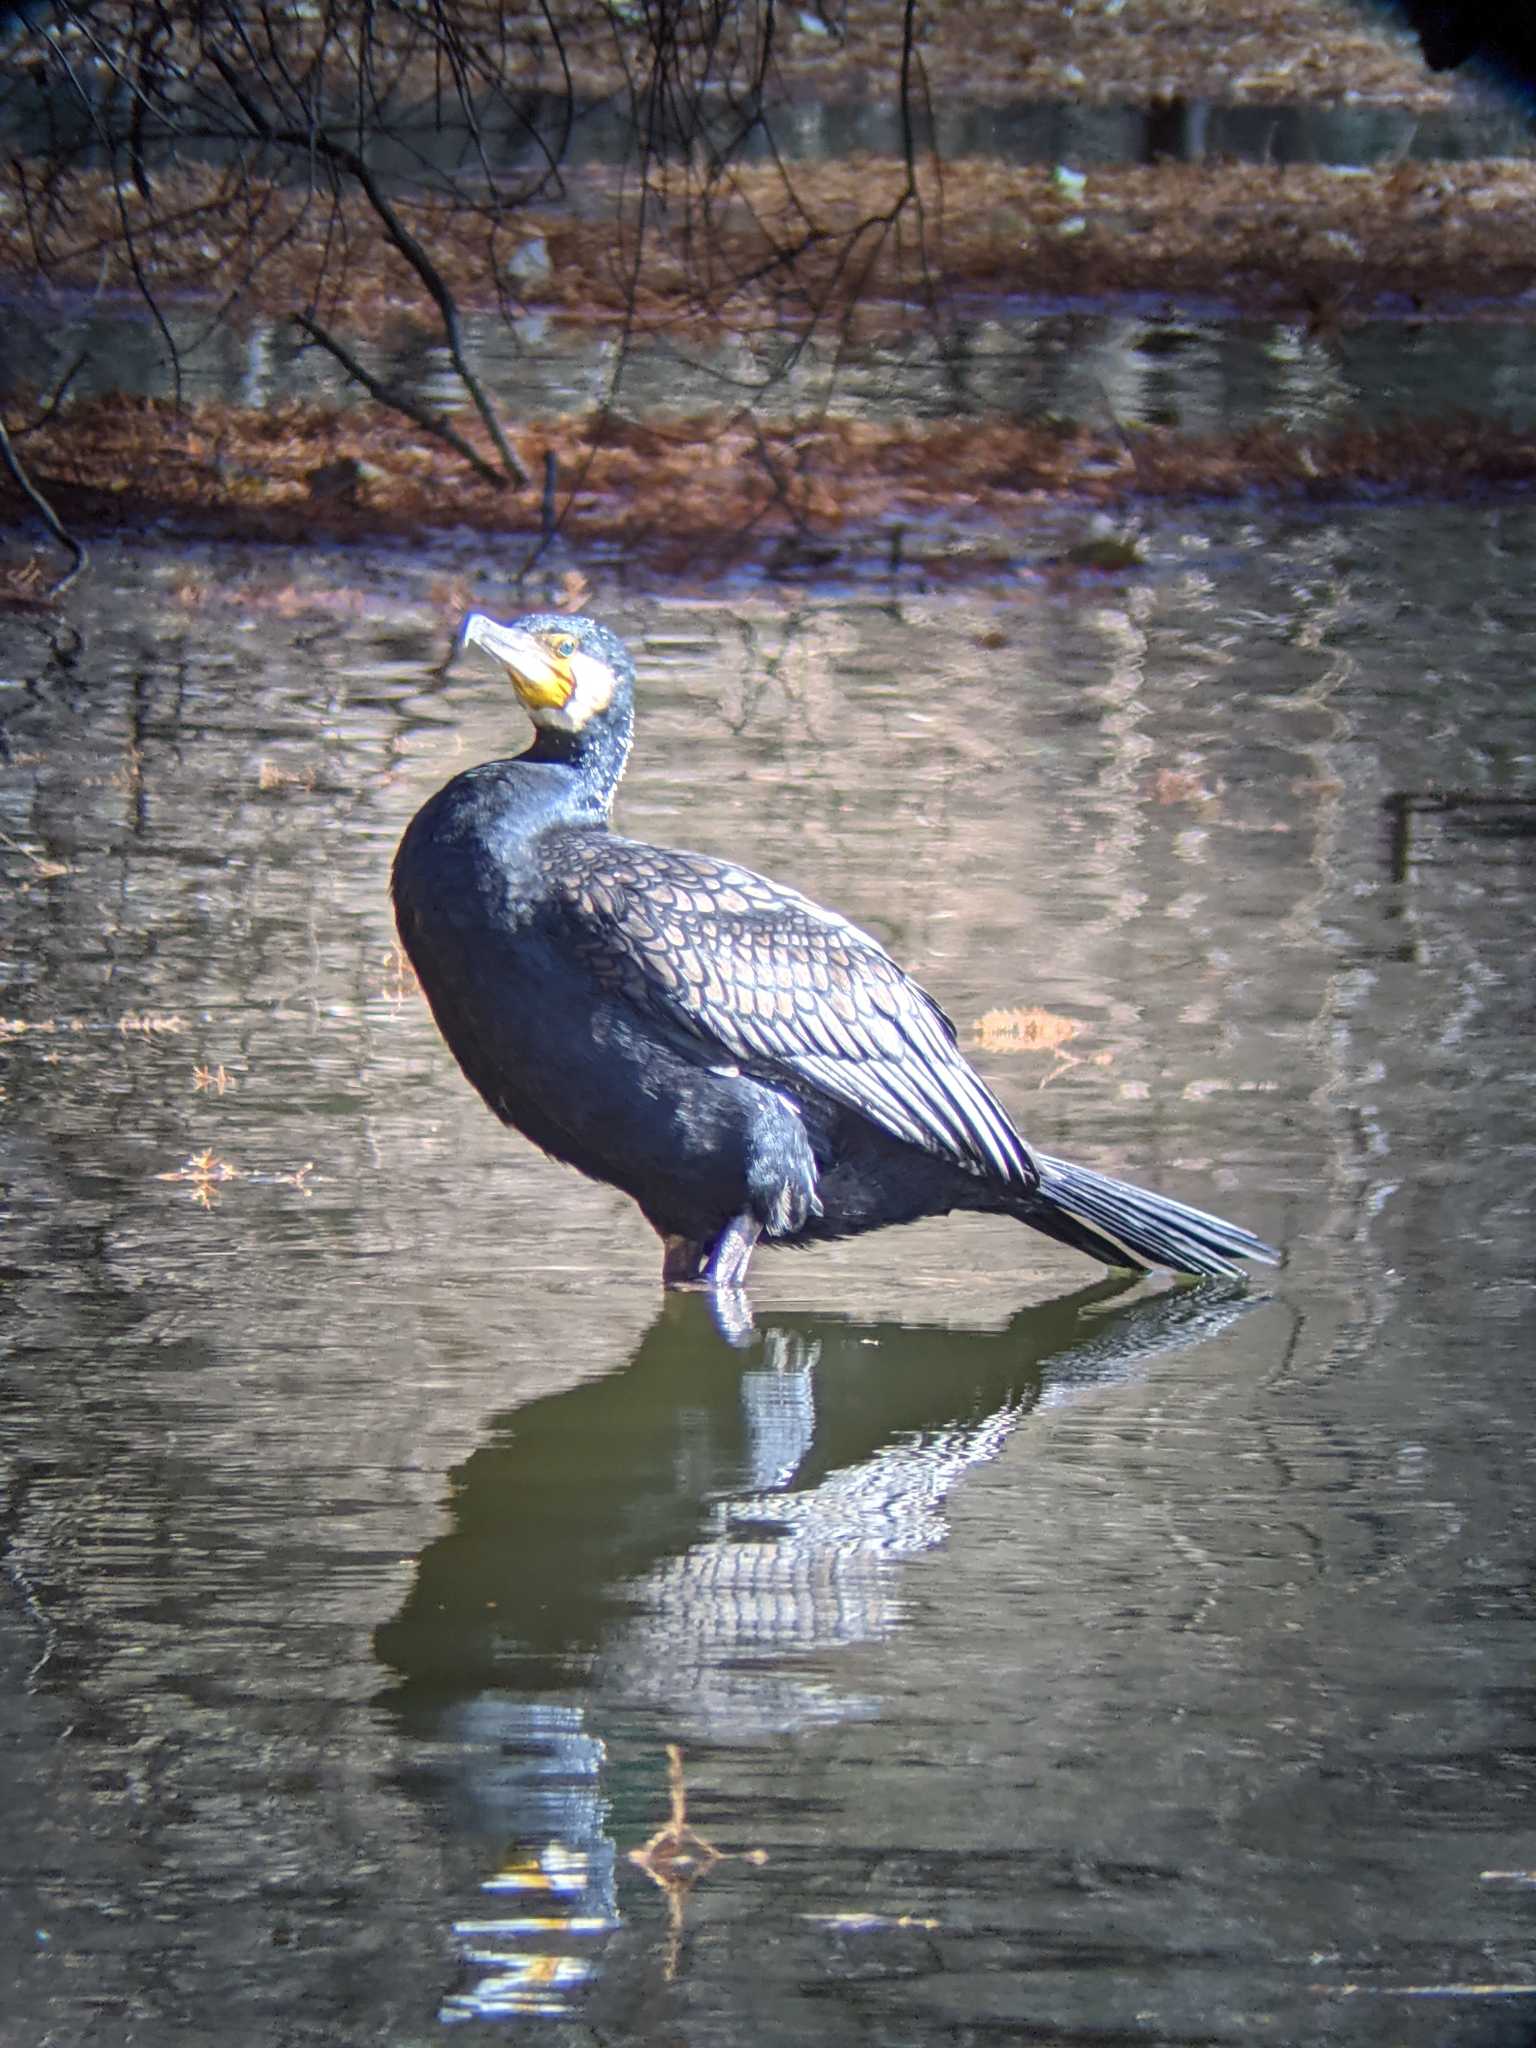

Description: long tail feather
[1020,1152,1279,1279]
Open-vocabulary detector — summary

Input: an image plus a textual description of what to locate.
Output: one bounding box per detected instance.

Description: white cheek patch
[567,648,615,724]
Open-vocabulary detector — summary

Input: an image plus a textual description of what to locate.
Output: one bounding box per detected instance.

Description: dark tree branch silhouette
[1,0,941,552]
[0,414,89,595]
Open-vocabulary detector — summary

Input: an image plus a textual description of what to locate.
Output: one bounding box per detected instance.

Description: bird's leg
[702,1212,762,1290]
[660,1215,761,1293]
[661,1234,708,1286]
[657,1245,756,1343]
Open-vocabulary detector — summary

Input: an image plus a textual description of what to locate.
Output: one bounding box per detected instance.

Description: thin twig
[0,413,88,596]
[313,134,529,486]
[292,313,509,489]
[203,39,528,488]
[12,351,90,436]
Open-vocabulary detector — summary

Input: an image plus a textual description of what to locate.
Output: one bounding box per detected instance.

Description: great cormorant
[392,613,1278,1293]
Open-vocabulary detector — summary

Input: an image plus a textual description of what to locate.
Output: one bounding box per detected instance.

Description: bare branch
[292,312,511,490]
[200,37,528,487]
[5,0,947,552]
[12,352,91,436]
[0,411,88,595]
[304,132,531,486]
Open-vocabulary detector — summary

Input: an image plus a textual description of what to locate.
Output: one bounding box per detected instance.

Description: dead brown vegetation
[10,157,1536,330]
[15,393,1536,555]
[0,0,1527,565]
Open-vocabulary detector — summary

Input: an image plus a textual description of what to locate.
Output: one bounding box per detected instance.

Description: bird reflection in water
[373,1277,1260,2022]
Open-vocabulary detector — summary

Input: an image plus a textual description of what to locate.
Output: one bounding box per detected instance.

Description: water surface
[1,508,1532,2042]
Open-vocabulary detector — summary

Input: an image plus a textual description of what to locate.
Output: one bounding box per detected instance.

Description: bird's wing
[550,834,1039,1193]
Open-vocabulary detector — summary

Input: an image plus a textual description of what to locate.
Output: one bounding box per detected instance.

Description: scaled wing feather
[550,833,1039,1194]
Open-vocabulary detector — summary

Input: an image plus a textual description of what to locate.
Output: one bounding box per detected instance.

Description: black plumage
[392,612,1279,1293]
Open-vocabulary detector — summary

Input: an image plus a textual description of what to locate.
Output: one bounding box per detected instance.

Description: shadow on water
[373,1278,1257,2022]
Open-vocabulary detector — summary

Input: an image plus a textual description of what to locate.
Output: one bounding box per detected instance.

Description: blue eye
[554,637,576,659]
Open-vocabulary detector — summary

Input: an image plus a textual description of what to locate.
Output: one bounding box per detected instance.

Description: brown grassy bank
[1,0,1526,572]
[7,396,1536,571]
[7,158,1536,330]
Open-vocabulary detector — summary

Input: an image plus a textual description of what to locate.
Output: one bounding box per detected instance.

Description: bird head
[461,611,634,736]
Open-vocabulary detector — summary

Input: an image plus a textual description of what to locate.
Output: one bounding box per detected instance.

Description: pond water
[1,505,1532,2044]
[10,291,1536,443]
[5,80,1532,177]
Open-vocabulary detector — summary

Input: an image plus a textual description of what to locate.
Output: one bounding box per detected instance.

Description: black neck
[524,703,634,817]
